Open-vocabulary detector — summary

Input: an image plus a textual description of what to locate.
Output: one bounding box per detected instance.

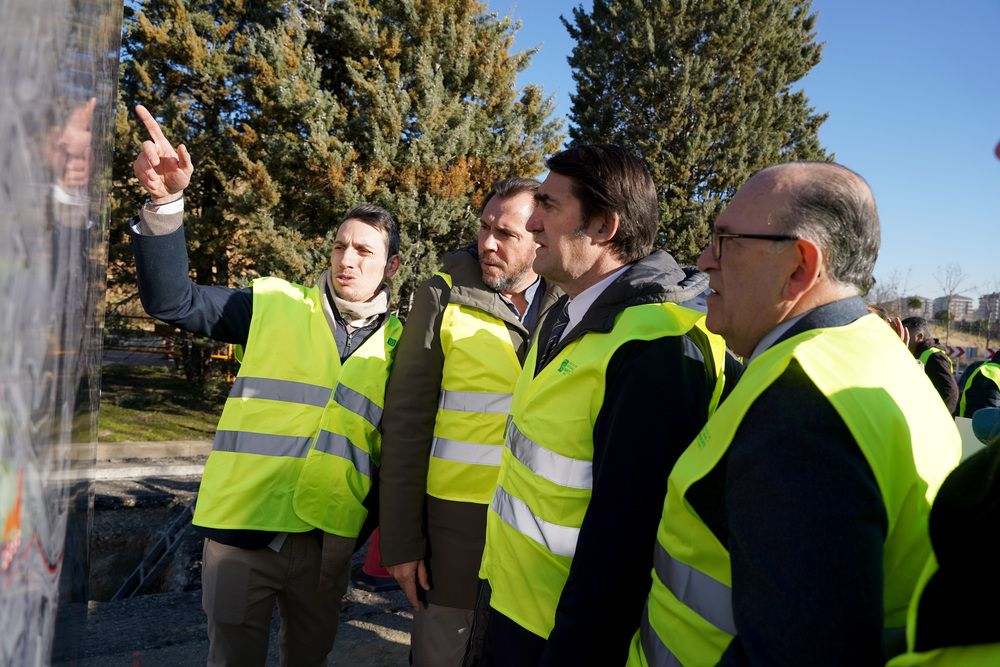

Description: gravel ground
[53,450,414,666]
[53,583,413,666]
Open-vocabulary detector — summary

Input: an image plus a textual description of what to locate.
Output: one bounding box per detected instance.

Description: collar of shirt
[748,310,811,364]
[562,265,631,344]
[499,277,541,323]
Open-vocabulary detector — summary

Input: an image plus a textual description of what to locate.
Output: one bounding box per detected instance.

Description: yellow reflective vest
[479,302,726,639]
[425,272,522,505]
[293,313,402,537]
[628,314,961,667]
[194,277,399,536]
[957,362,1000,417]
[919,346,954,373]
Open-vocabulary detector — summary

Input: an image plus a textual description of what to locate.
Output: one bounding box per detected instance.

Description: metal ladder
[111,496,197,601]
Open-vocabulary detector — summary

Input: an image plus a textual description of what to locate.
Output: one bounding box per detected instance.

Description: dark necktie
[540,305,570,366]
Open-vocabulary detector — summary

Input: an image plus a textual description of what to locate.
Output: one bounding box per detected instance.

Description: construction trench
[52,443,413,666]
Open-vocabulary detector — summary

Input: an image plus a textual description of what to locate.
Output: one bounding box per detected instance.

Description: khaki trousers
[202,532,354,667]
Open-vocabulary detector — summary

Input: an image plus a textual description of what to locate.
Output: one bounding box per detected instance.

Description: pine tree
[564,0,829,264]
[228,10,355,281]
[110,0,564,312]
[110,0,343,289]
[310,0,564,312]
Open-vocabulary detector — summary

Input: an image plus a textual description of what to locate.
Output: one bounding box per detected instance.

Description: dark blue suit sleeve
[130,219,253,345]
[718,361,888,667]
[541,335,720,666]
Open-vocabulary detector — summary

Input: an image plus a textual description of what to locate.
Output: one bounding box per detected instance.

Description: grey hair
[771,162,880,295]
[901,316,931,340]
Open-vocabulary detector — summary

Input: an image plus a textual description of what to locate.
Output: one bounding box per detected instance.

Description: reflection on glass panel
[0,0,123,662]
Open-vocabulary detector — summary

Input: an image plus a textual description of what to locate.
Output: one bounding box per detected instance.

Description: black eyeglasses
[710,229,799,260]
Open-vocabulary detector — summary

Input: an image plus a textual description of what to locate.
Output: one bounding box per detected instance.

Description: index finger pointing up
[135,104,170,147]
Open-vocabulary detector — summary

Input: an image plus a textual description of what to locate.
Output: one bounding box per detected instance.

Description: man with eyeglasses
[626,161,962,666]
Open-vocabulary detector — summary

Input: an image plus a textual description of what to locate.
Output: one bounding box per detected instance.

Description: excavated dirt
[53,459,412,666]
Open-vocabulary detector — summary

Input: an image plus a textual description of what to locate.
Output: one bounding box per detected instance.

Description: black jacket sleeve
[540,335,720,666]
[130,221,253,345]
[961,370,1000,415]
[923,352,960,414]
[717,361,888,667]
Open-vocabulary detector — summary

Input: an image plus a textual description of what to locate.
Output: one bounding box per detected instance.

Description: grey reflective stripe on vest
[438,389,513,415]
[334,384,383,428]
[506,421,593,490]
[312,429,374,479]
[231,376,331,408]
[639,603,684,667]
[430,437,503,466]
[655,540,737,636]
[213,430,313,458]
[491,485,579,558]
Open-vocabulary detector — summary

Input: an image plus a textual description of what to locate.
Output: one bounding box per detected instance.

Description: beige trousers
[201,532,354,667]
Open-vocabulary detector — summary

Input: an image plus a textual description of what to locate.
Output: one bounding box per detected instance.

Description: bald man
[627,162,961,667]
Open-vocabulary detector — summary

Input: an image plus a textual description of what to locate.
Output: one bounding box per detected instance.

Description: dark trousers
[464,579,546,667]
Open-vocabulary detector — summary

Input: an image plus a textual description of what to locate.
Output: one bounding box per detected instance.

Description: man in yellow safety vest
[901,316,959,413]
[129,105,402,666]
[627,161,961,667]
[475,145,737,666]
[379,177,560,666]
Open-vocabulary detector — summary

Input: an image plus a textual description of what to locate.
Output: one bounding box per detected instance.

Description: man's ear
[781,239,823,301]
[592,211,620,244]
[384,254,401,279]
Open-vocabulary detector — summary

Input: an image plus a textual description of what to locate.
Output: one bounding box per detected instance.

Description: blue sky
[486,0,1000,300]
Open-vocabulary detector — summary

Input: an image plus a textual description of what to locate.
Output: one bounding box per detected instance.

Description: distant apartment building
[932,294,975,321]
[979,292,1000,322]
[902,295,934,318]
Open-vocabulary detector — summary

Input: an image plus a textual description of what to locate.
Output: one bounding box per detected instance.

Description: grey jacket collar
[562,249,709,339]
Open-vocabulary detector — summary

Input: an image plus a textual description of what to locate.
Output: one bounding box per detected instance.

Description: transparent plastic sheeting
[0,0,123,663]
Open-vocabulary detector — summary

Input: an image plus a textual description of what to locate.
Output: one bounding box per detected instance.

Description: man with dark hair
[475,144,736,666]
[129,105,402,666]
[902,316,960,413]
[379,177,560,666]
[627,161,961,666]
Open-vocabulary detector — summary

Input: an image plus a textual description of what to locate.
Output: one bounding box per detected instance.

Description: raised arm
[129,105,252,344]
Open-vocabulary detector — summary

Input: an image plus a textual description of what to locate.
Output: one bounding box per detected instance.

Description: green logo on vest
[696,428,710,449]
[387,337,397,347]
[557,358,577,374]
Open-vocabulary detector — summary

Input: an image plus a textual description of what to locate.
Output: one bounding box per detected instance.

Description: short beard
[483,264,532,294]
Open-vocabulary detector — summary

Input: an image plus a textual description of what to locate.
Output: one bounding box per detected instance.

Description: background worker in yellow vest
[128,105,402,666]
[956,348,1000,417]
[627,162,961,667]
[473,144,738,666]
[902,316,960,413]
[378,178,560,666]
